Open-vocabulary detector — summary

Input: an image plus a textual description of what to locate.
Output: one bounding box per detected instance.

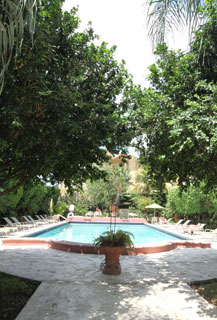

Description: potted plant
[93,229,134,275]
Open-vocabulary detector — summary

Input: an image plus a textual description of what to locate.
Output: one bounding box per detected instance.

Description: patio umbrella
[145,203,164,216]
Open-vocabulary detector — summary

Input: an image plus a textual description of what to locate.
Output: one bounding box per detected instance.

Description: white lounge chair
[205,228,217,233]
[11,217,31,230]
[43,214,56,223]
[35,215,51,224]
[85,211,94,217]
[0,226,12,236]
[3,217,19,232]
[187,223,206,234]
[181,220,191,228]
[23,216,39,227]
[27,215,45,225]
[176,220,191,232]
[129,213,138,218]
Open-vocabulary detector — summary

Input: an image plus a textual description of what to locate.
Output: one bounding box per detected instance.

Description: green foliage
[133,195,152,213]
[78,164,131,211]
[16,184,47,215]
[165,184,217,226]
[128,206,143,217]
[73,200,87,216]
[54,201,68,215]
[71,191,90,214]
[0,2,135,195]
[15,183,59,216]
[0,182,58,218]
[136,5,217,191]
[0,181,23,218]
[191,0,217,83]
[93,229,134,249]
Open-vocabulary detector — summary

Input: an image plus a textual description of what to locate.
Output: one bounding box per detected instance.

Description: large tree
[0,2,136,195]
[136,2,217,191]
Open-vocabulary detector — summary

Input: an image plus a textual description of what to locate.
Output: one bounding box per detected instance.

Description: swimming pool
[28,222,188,245]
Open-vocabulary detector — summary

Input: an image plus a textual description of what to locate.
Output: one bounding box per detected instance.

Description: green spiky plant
[93,229,134,249]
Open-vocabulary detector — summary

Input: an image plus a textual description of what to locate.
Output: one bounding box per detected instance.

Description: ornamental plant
[93,229,134,249]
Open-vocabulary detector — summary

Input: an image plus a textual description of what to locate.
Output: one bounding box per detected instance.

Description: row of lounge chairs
[153,218,207,234]
[0,215,58,236]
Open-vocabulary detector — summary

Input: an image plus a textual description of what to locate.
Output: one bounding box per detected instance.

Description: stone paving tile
[1,245,217,319]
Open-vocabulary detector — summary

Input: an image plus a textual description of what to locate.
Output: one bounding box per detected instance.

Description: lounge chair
[151,216,158,224]
[175,219,184,226]
[158,217,173,228]
[85,211,94,217]
[95,211,103,217]
[158,217,165,224]
[167,219,184,230]
[205,228,217,233]
[176,220,191,232]
[3,217,19,232]
[129,213,138,218]
[168,219,183,227]
[0,226,12,236]
[22,216,39,227]
[11,217,32,230]
[42,214,56,223]
[181,220,191,228]
[35,215,50,223]
[187,223,206,234]
[27,215,45,225]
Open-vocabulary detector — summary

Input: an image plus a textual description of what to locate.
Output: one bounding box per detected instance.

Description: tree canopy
[0,1,136,195]
[136,2,217,191]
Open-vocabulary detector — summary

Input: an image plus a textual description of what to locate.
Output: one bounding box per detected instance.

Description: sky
[63,0,190,88]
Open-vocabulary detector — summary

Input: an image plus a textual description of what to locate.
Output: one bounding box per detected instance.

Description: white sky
[63,0,190,88]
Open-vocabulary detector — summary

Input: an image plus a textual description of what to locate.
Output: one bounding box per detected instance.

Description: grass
[191,279,217,309]
[0,272,40,320]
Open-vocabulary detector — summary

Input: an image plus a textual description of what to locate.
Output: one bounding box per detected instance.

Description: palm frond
[0,0,39,95]
[147,0,204,47]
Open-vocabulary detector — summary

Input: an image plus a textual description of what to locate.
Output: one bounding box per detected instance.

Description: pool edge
[1,237,211,254]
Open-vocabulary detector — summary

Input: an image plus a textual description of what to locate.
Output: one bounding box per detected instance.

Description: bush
[54,201,68,215]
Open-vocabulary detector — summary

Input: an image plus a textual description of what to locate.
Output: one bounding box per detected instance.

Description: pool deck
[1,220,217,319]
[1,238,217,319]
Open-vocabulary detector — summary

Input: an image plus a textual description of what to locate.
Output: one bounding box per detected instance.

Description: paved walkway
[1,244,217,319]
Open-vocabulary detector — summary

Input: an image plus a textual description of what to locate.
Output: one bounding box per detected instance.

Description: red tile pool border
[1,238,211,254]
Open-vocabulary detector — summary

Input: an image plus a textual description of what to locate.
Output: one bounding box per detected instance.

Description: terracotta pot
[102,246,124,275]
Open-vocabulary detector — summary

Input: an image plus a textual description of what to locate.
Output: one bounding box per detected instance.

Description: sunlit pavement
[1,242,217,319]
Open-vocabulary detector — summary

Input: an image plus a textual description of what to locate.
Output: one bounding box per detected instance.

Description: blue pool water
[31,223,187,245]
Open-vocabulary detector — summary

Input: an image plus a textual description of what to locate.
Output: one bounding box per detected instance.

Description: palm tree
[0,0,38,94]
[146,0,204,46]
